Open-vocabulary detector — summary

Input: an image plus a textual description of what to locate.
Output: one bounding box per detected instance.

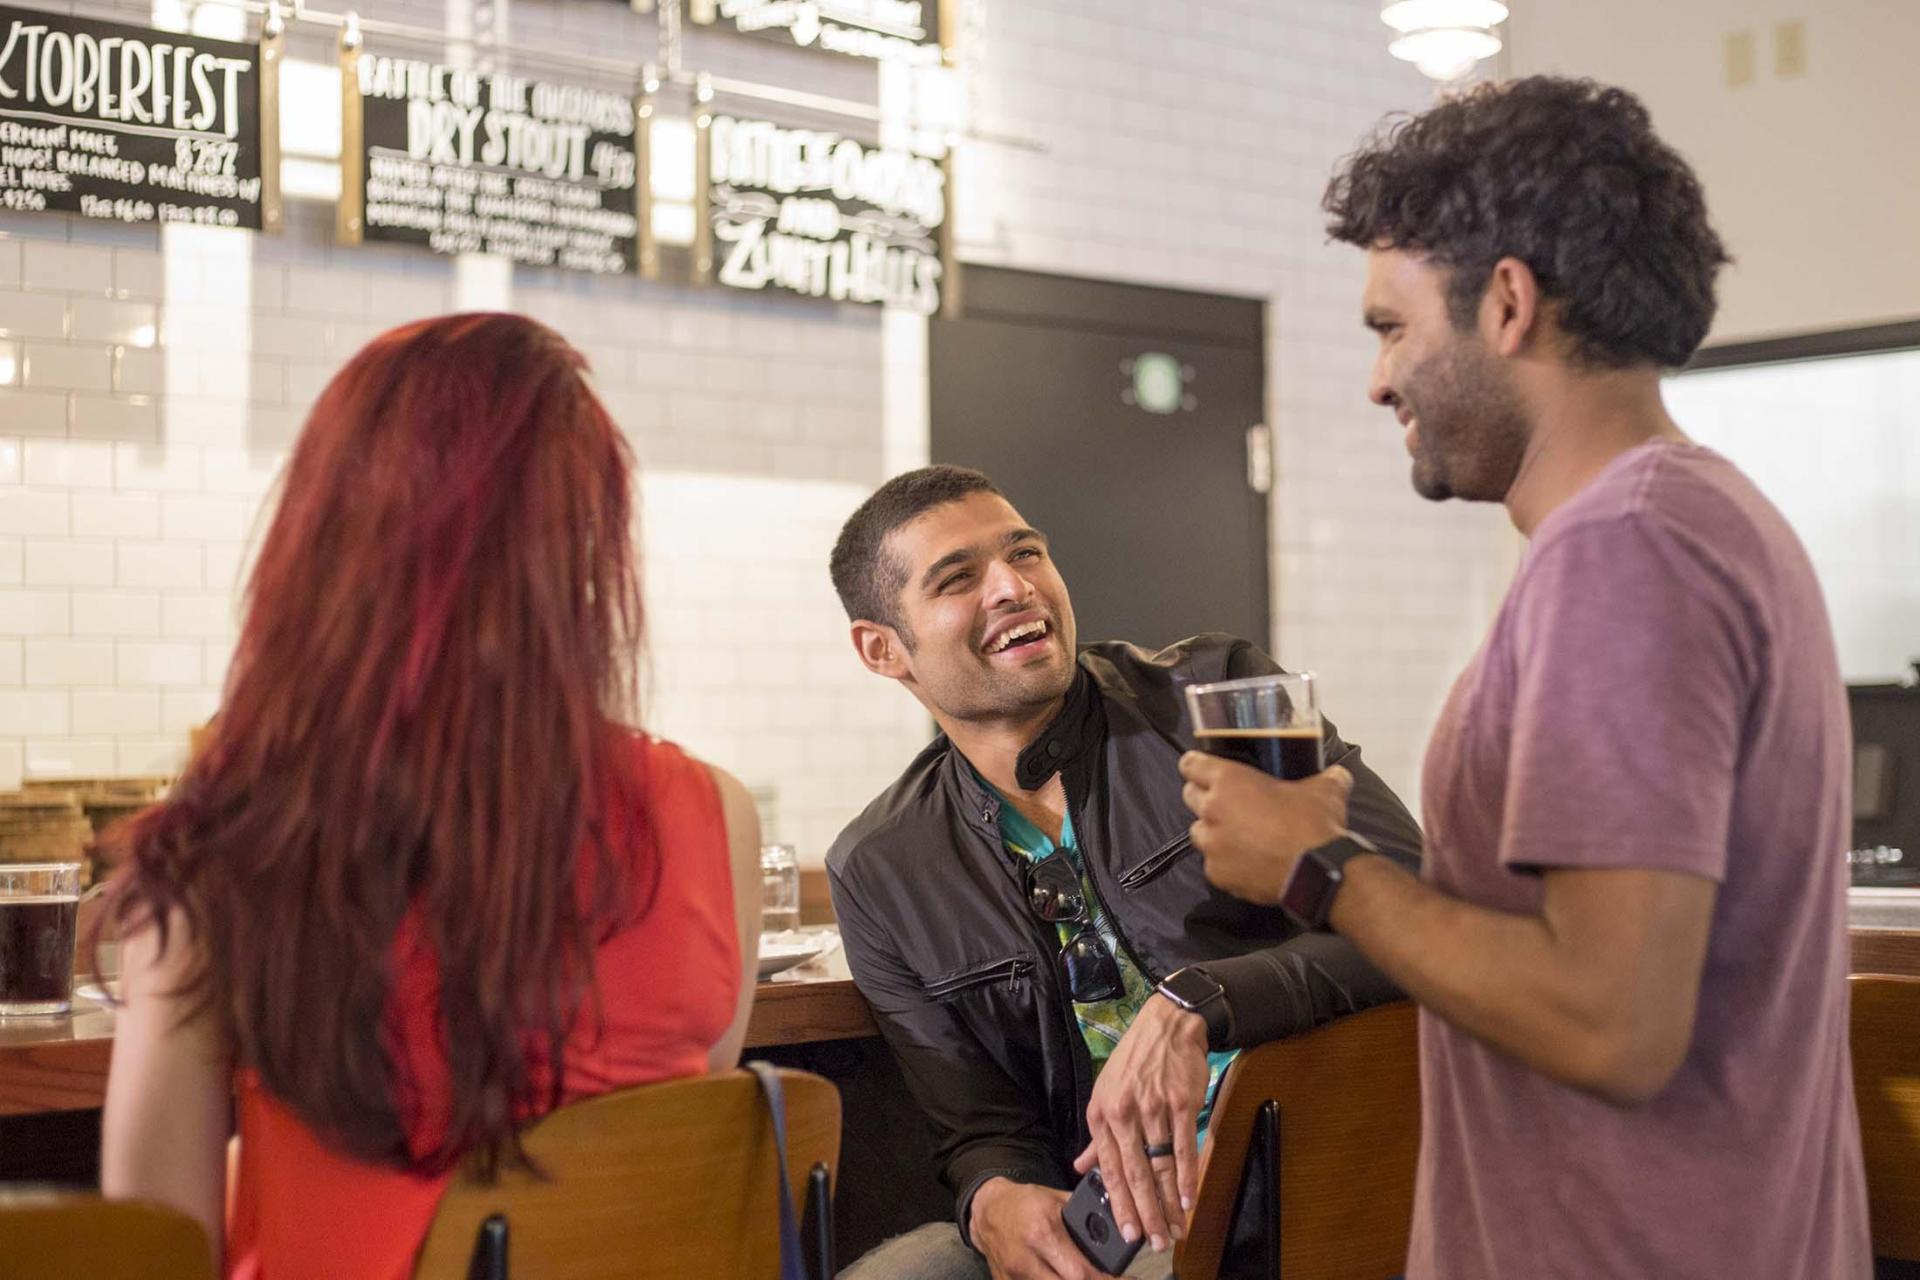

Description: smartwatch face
[1280,852,1339,927]
[1162,967,1221,1009]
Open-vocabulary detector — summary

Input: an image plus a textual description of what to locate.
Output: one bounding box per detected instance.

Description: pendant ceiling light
[1382,0,1509,82]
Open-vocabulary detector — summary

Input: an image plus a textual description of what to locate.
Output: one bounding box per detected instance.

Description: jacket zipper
[923,957,1033,999]
[1067,792,1159,984]
[1118,831,1193,891]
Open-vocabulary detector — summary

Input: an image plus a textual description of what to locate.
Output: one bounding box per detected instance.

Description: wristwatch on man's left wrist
[1277,832,1377,932]
[1156,965,1234,1051]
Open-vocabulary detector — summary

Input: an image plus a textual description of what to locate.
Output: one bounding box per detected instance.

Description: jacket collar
[948,661,1103,825]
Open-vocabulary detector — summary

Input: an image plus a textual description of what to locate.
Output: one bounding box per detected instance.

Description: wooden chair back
[412,1067,841,1280]
[0,1190,215,1280]
[1175,1001,1420,1280]
[1851,974,1920,1263]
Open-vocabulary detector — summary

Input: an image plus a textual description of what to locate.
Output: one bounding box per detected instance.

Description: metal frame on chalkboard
[259,15,284,233]
[635,65,660,280]
[192,0,885,125]
[691,72,715,280]
[336,19,363,245]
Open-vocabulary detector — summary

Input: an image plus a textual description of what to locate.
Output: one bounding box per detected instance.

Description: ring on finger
[1143,1140,1175,1160]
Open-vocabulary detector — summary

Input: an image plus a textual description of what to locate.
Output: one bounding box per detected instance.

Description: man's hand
[1179,755,1352,904]
[969,1178,1118,1280]
[1071,995,1207,1254]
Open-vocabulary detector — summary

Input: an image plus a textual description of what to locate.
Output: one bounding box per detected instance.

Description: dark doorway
[931,267,1269,651]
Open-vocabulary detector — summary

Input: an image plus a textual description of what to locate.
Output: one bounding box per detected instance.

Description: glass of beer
[1186,672,1324,780]
[0,862,83,1017]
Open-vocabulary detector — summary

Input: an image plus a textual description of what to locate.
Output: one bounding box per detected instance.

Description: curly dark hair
[1323,76,1730,369]
[830,464,1002,628]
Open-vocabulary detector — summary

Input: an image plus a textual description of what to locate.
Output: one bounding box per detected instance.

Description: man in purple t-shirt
[1178,77,1871,1278]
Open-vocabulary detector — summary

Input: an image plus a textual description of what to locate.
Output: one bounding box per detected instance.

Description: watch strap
[1283,832,1377,931]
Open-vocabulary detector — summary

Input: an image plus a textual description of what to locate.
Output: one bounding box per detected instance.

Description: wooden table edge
[744,978,877,1050]
[9,927,1905,1115]
[0,1038,113,1117]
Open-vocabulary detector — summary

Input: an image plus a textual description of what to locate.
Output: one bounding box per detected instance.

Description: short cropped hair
[830,465,1001,628]
[1322,76,1730,369]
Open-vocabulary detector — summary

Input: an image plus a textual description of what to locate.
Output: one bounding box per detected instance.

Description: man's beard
[943,654,1076,724]
[1403,337,1530,504]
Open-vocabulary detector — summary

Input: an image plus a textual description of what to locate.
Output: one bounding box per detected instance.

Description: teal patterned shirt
[991,792,1238,1147]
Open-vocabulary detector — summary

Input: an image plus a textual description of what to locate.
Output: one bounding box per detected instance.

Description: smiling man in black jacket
[826,466,1422,1280]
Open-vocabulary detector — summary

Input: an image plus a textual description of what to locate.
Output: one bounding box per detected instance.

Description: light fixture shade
[1380,0,1510,34]
[1389,27,1504,80]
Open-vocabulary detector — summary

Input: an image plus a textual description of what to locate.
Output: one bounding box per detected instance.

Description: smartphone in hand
[1061,1167,1146,1276]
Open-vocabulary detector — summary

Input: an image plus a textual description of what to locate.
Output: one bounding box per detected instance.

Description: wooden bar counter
[10,907,1920,1119]
[2,972,873,1119]
[0,999,115,1119]
[9,917,1920,1117]
[744,976,876,1049]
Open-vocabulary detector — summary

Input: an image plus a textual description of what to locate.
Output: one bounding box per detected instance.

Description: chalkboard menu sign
[0,4,268,228]
[703,114,943,314]
[690,0,941,67]
[348,54,639,275]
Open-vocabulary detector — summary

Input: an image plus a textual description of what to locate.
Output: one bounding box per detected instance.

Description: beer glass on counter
[0,861,82,1017]
[1186,671,1325,780]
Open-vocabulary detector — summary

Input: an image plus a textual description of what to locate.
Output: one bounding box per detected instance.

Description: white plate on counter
[757,938,825,980]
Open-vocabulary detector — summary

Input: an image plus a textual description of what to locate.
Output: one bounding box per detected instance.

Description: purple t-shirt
[1407,441,1871,1279]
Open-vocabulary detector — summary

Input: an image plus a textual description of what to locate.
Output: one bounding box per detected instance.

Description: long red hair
[102,312,648,1173]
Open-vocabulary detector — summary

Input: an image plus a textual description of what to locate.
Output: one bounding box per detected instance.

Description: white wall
[956,0,1520,804]
[1,0,1524,843]
[1666,352,1920,683]
[1507,0,1920,344]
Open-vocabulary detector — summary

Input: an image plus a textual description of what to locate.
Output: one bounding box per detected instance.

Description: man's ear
[1480,255,1544,359]
[851,620,912,679]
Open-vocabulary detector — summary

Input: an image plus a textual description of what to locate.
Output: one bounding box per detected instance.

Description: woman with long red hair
[97,313,760,1278]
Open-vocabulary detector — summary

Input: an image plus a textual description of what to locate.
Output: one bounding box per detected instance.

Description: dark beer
[0,895,78,1012]
[1196,726,1325,781]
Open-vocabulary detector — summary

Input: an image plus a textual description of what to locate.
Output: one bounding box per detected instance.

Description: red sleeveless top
[225,734,740,1280]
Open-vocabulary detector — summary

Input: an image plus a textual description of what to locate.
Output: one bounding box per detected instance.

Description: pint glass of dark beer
[1185,672,1324,780]
[0,862,82,1017]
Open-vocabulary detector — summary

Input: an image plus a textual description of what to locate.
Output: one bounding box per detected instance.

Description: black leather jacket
[826,636,1424,1242]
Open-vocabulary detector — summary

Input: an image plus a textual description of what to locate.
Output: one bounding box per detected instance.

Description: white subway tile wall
[638,473,931,859]
[0,0,1522,838]
[954,1,1520,804]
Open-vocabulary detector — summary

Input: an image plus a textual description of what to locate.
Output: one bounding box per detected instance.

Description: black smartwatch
[1156,966,1233,1051]
[1278,833,1377,932]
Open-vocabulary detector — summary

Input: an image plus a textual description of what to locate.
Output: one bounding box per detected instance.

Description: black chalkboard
[356,55,638,275]
[0,3,264,228]
[706,114,943,314]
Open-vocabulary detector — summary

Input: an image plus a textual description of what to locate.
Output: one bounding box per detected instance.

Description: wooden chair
[0,1189,215,1280]
[413,1067,841,1280]
[1851,974,1920,1264]
[1175,1001,1420,1280]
